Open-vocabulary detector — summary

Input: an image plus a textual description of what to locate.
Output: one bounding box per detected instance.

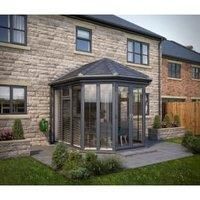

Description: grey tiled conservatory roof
[50,58,152,85]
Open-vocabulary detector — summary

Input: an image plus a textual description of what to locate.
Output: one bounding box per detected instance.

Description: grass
[165,137,183,144]
[0,155,200,185]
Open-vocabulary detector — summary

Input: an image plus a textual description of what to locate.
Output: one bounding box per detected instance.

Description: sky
[119,15,200,52]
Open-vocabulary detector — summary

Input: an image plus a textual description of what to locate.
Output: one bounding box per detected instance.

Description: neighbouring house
[0,15,164,150]
[161,40,200,117]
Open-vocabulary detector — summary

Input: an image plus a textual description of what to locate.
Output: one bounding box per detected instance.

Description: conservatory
[50,58,151,151]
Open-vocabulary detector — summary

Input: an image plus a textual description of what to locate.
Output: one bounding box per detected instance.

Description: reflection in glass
[84,84,96,148]
[13,88,25,100]
[118,86,129,147]
[133,88,143,144]
[0,86,10,114]
[77,39,90,52]
[100,84,112,149]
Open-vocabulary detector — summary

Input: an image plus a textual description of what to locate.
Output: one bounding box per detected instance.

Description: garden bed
[0,139,31,159]
[148,127,185,141]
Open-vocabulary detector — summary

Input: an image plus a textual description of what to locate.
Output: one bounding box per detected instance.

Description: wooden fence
[164,102,200,135]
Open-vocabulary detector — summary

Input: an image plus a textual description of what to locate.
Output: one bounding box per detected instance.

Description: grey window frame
[0,15,27,46]
[168,62,181,78]
[76,26,92,53]
[0,85,27,115]
[127,39,149,65]
[192,67,200,79]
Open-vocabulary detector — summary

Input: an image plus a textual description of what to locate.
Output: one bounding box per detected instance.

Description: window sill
[167,77,182,81]
[0,114,30,120]
[0,42,31,50]
[126,62,152,69]
[74,50,94,57]
[192,78,200,82]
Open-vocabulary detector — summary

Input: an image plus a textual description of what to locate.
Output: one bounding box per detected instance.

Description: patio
[31,140,193,169]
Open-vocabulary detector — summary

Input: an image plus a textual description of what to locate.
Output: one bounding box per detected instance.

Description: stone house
[161,40,200,117]
[0,15,164,150]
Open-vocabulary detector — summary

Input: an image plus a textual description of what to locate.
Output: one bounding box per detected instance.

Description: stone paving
[31,141,193,169]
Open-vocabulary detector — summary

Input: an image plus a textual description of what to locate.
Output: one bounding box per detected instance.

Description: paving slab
[30,141,193,169]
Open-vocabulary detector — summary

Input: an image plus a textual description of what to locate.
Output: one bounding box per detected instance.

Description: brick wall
[0,15,160,145]
[161,57,200,101]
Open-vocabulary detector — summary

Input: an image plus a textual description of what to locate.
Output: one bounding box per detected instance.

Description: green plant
[52,143,68,170]
[83,152,102,175]
[12,119,24,139]
[182,133,200,154]
[101,157,122,174]
[173,115,181,127]
[39,118,48,134]
[67,167,91,180]
[152,115,161,129]
[162,114,172,128]
[0,128,13,141]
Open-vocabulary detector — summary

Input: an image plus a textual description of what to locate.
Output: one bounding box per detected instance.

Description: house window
[76,27,92,53]
[192,67,200,79]
[127,39,149,65]
[0,15,27,45]
[0,85,27,114]
[168,62,181,78]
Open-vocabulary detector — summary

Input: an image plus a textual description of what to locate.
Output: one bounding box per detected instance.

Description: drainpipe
[158,40,163,117]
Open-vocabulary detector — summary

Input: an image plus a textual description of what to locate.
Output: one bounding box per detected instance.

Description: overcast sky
[119,15,200,52]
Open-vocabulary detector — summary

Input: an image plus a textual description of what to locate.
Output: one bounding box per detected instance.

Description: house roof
[162,40,200,64]
[69,15,165,40]
[50,58,152,86]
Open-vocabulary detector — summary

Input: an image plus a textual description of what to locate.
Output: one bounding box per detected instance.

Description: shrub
[52,143,68,170]
[67,167,91,180]
[152,115,161,129]
[101,157,122,174]
[0,129,13,141]
[62,150,83,173]
[39,118,48,134]
[83,152,102,175]
[12,119,24,139]
[173,115,181,127]
[162,114,172,128]
[182,133,200,154]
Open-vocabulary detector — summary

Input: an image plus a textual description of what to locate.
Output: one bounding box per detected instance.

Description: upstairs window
[127,39,149,65]
[168,62,181,78]
[0,15,27,45]
[192,67,200,79]
[76,27,92,53]
[0,85,27,114]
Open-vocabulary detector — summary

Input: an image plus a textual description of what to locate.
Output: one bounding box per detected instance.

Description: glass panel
[72,86,81,147]
[0,28,10,42]
[100,84,112,149]
[0,100,10,114]
[142,44,148,55]
[118,86,129,147]
[13,15,25,30]
[63,87,69,96]
[12,100,25,113]
[77,29,90,39]
[134,42,141,53]
[128,52,133,62]
[13,88,25,100]
[0,86,10,100]
[84,84,96,148]
[128,41,133,52]
[54,89,61,141]
[77,39,90,52]
[134,54,141,64]
[132,88,143,144]
[145,93,149,115]
[13,30,24,44]
[0,15,10,27]
[62,99,71,143]
[142,55,148,64]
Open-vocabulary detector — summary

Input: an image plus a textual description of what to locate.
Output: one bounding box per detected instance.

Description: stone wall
[0,139,31,159]
[0,15,160,145]
[161,58,200,101]
[148,127,186,140]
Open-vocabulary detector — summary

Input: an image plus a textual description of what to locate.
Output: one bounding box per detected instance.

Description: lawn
[165,137,183,144]
[0,155,200,185]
